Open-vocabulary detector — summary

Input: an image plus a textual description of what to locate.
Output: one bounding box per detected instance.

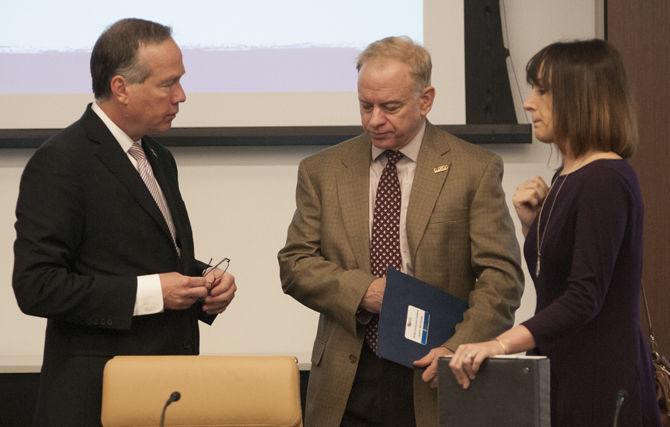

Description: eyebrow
[358,99,404,107]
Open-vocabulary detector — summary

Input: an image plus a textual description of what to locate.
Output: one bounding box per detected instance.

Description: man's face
[357,59,434,151]
[124,39,186,139]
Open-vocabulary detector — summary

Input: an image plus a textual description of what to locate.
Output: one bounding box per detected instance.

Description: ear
[419,85,435,116]
[109,75,130,105]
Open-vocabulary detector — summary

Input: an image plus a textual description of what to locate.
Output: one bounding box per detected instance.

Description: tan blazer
[278,123,523,427]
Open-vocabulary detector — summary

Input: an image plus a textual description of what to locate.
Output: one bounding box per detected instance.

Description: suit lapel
[406,124,452,261]
[83,108,176,245]
[337,137,372,273]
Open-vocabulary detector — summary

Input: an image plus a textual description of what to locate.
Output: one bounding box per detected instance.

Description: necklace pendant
[535,258,541,276]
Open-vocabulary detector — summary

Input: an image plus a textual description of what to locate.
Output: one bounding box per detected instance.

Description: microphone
[159,391,181,427]
[612,389,627,427]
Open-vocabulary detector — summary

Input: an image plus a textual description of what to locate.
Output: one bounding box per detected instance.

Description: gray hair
[357,36,432,90]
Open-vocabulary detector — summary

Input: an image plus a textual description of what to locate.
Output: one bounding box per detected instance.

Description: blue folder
[378,269,468,368]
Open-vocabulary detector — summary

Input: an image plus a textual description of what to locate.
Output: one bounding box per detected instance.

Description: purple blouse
[522,159,660,426]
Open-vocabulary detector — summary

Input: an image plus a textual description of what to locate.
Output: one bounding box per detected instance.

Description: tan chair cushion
[101,355,302,427]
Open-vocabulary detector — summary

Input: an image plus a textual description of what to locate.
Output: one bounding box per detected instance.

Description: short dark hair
[90,18,172,99]
[526,39,637,158]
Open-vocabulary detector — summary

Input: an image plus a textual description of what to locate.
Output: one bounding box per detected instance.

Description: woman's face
[523,83,554,143]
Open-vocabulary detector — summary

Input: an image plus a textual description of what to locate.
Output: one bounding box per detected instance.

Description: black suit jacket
[12,105,212,426]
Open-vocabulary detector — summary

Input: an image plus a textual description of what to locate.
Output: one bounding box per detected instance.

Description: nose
[173,81,186,104]
[523,95,534,112]
[368,106,387,127]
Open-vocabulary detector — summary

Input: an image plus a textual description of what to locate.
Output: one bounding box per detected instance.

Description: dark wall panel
[608,0,670,354]
[464,0,517,124]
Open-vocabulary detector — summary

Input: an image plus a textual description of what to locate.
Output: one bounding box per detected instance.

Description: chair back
[101,355,302,427]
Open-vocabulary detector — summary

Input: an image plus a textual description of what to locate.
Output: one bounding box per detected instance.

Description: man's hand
[202,269,237,315]
[159,272,208,310]
[413,345,454,388]
[359,277,386,314]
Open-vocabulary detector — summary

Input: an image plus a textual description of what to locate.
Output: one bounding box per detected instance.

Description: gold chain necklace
[535,175,568,276]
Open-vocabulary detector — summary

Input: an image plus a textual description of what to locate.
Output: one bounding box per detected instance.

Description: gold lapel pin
[433,164,450,174]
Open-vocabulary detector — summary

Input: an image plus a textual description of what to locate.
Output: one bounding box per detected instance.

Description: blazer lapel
[83,108,175,245]
[337,137,372,273]
[406,124,452,261]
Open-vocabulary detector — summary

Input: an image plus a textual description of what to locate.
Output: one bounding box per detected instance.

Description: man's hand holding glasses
[201,257,237,315]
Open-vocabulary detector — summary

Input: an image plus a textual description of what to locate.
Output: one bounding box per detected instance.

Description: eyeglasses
[202,257,230,297]
[204,257,230,278]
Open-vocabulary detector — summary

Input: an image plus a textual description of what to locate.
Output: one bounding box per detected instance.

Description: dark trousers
[341,343,416,427]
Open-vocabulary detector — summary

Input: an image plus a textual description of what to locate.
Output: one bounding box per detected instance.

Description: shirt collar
[371,120,425,163]
[91,102,141,152]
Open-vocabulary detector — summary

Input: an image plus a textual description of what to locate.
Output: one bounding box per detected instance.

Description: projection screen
[0,0,464,130]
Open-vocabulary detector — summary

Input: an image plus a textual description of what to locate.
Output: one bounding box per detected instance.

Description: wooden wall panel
[608,1,670,354]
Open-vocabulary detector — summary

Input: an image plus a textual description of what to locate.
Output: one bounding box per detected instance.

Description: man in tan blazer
[278,36,523,427]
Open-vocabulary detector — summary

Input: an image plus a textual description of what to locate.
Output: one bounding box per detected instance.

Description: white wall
[0,0,601,369]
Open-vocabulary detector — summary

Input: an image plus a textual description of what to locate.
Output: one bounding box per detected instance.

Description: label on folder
[405,305,429,345]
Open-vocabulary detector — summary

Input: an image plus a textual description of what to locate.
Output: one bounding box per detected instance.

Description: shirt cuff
[133,274,164,316]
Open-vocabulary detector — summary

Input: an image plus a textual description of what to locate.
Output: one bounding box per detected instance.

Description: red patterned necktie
[365,150,404,353]
[127,142,178,251]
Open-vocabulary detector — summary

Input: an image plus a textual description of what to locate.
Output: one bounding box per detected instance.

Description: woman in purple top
[447,40,661,426]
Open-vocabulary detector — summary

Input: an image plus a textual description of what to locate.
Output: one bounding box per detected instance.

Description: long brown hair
[526,39,637,158]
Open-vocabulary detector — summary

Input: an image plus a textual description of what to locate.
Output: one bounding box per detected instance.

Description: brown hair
[91,18,172,99]
[526,39,637,158]
[357,36,432,91]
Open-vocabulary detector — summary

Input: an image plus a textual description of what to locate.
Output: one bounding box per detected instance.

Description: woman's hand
[512,176,549,236]
[449,340,505,389]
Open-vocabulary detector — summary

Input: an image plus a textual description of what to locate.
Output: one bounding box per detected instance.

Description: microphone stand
[159,391,181,427]
[612,389,627,427]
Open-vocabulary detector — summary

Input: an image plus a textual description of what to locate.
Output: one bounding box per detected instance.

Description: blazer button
[106,318,113,326]
[348,354,358,364]
[92,318,99,326]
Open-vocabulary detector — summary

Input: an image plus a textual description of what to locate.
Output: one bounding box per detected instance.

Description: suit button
[106,318,113,326]
[348,354,358,363]
[92,318,99,326]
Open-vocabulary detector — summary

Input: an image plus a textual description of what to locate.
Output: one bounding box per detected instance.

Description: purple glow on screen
[0,47,360,94]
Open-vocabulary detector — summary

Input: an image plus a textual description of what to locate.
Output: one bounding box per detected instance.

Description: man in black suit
[12,18,237,426]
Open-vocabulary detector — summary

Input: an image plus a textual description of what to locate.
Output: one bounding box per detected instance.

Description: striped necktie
[127,142,178,251]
